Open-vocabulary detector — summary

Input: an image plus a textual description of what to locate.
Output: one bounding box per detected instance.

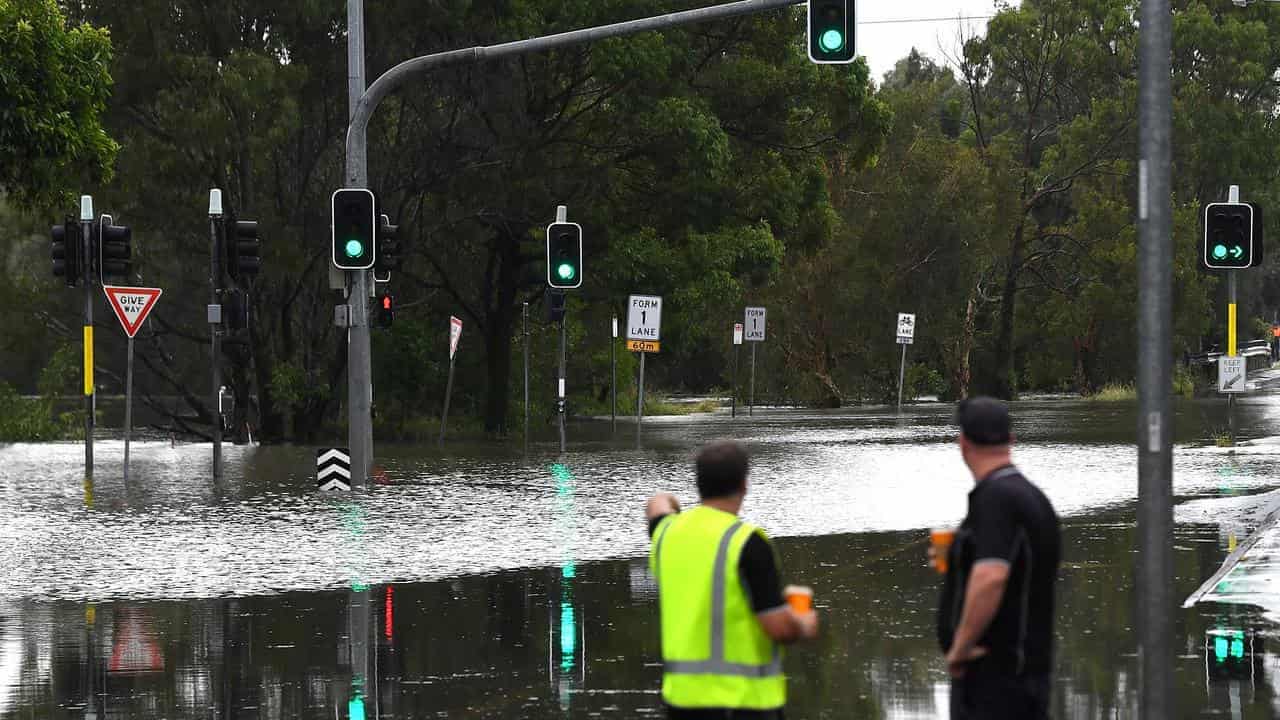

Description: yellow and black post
[80,196,95,478]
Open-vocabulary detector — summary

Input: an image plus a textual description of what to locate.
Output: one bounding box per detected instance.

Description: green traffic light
[556,263,576,281]
[820,29,845,52]
[345,239,365,258]
[1213,244,1228,260]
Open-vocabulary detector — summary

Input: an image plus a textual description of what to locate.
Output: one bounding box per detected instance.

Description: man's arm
[738,533,819,644]
[945,560,1009,676]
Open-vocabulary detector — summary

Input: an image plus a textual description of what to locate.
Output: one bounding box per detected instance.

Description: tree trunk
[952,283,980,399]
[480,230,525,436]
[991,224,1025,398]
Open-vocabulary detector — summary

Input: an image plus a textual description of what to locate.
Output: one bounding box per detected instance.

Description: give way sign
[104,286,163,338]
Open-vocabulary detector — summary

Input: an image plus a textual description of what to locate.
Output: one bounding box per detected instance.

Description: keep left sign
[104,286,163,338]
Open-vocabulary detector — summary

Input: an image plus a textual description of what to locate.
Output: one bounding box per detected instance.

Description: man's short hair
[696,440,749,499]
[956,396,1011,446]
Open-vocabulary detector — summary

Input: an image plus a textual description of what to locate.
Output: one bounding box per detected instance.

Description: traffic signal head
[546,222,583,289]
[376,293,394,329]
[332,188,377,270]
[97,215,132,282]
[375,214,400,278]
[228,219,261,279]
[51,218,80,286]
[221,288,249,331]
[808,0,855,64]
[546,288,567,323]
[1203,202,1256,269]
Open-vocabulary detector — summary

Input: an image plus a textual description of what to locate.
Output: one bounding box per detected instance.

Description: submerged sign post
[627,295,662,433]
[440,316,463,445]
[733,323,744,418]
[895,313,916,411]
[744,307,766,416]
[104,286,163,481]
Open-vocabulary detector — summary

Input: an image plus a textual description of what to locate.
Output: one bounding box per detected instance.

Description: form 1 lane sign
[627,295,662,343]
[744,307,766,342]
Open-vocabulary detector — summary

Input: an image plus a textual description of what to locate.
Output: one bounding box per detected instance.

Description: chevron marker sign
[317,448,352,491]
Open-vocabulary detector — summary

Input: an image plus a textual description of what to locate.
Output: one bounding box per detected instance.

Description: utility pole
[80,195,94,478]
[346,0,372,488]
[1136,0,1174,715]
[209,189,224,479]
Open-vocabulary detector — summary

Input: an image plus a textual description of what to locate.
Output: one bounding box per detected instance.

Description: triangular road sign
[104,286,163,338]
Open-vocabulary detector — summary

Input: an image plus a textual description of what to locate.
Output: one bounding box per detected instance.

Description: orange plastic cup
[784,585,813,613]
[930,528,956,574]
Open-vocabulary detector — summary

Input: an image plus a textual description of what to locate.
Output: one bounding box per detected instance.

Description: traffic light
[375,214,399,279]
[331,188,377,270]
[227,219,261,280]
[546,288,566,322]
[546,221,583,289]
[97,214,132,282]
[1207,628,1261,679]
[808,0,855,64]
[51,218,80,286]
[1202,202,1259,269]
[221,288,249,331]
[376,293,394,329]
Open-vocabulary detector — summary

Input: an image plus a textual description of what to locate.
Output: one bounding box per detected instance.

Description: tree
[0,0,116,207]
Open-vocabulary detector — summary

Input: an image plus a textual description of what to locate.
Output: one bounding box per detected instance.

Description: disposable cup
[784,585,813,613]
[930,528,956,575]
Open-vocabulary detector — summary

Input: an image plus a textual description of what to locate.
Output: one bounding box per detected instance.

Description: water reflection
[4,400,1280,716]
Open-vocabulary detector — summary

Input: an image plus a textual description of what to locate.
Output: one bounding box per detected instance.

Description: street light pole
[1136,0,1174,716]
[346,0,372,489]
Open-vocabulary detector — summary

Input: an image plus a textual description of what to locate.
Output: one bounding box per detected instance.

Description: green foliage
[0,342,82,441]
[0,0,117,206]
[1087,383,1137,402]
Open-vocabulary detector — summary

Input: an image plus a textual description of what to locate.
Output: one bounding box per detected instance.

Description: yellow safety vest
[649,506,785,710]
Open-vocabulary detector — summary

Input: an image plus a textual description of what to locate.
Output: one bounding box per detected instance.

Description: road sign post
[896,313,916,410]
[744,308,766,416]
[523,302,530,451]
[732,323,744,418]
[104,286,163,481]
[628,295,663,437]
[439,316,463,446]
[611,316,618,434]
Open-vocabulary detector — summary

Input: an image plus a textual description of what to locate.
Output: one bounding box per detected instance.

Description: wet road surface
[2,397,1279,717]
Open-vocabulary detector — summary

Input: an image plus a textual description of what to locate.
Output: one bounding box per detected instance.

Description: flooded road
[2,397,1279,717]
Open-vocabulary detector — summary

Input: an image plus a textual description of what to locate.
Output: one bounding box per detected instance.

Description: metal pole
[80,196,94,478]
[1228,270,1237,441]
[897,343,907,411]
[749,343,756,417]
[439,356,456,446]
[1137,0,1174,714]
[523,302,530,449]
[344,1,804,188]
[347,0,372,488]
[611,316,617,434]
[732,340,739,418]
[124,337,134,481]
[559,307,567,454]
[637,351,646,436]
[209,191,223,480]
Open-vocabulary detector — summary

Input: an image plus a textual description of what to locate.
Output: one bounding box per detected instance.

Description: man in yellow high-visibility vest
[646,440,819,719]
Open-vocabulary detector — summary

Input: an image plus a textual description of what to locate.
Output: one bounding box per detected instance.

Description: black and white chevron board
[316,448,351,491]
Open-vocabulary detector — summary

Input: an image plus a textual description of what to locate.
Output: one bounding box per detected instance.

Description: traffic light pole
[523,302,530,451]
[80,196,94,478]
[346,0,372,489]
[1137,0,1174,716]
[209,191,224,480]
[341,0,804,471]
[1226,185,1241,442]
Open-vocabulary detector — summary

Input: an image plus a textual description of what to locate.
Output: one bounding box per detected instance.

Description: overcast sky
[855,1,1019,83]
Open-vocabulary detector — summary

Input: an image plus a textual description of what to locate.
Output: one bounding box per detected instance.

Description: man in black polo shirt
[936,397,1061,720]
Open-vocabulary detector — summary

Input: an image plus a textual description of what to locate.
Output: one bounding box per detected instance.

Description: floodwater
[2,396,1280,718]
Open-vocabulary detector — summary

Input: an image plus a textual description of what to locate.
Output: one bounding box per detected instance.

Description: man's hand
[645,492,681,521]
[945,644,987,678]
[796,610,819,640]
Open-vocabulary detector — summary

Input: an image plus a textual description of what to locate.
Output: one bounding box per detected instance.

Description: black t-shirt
[937,465,1061,675]
[649,514,786,613]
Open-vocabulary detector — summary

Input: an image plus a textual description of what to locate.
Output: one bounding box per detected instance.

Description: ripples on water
[2,400,1280,717]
